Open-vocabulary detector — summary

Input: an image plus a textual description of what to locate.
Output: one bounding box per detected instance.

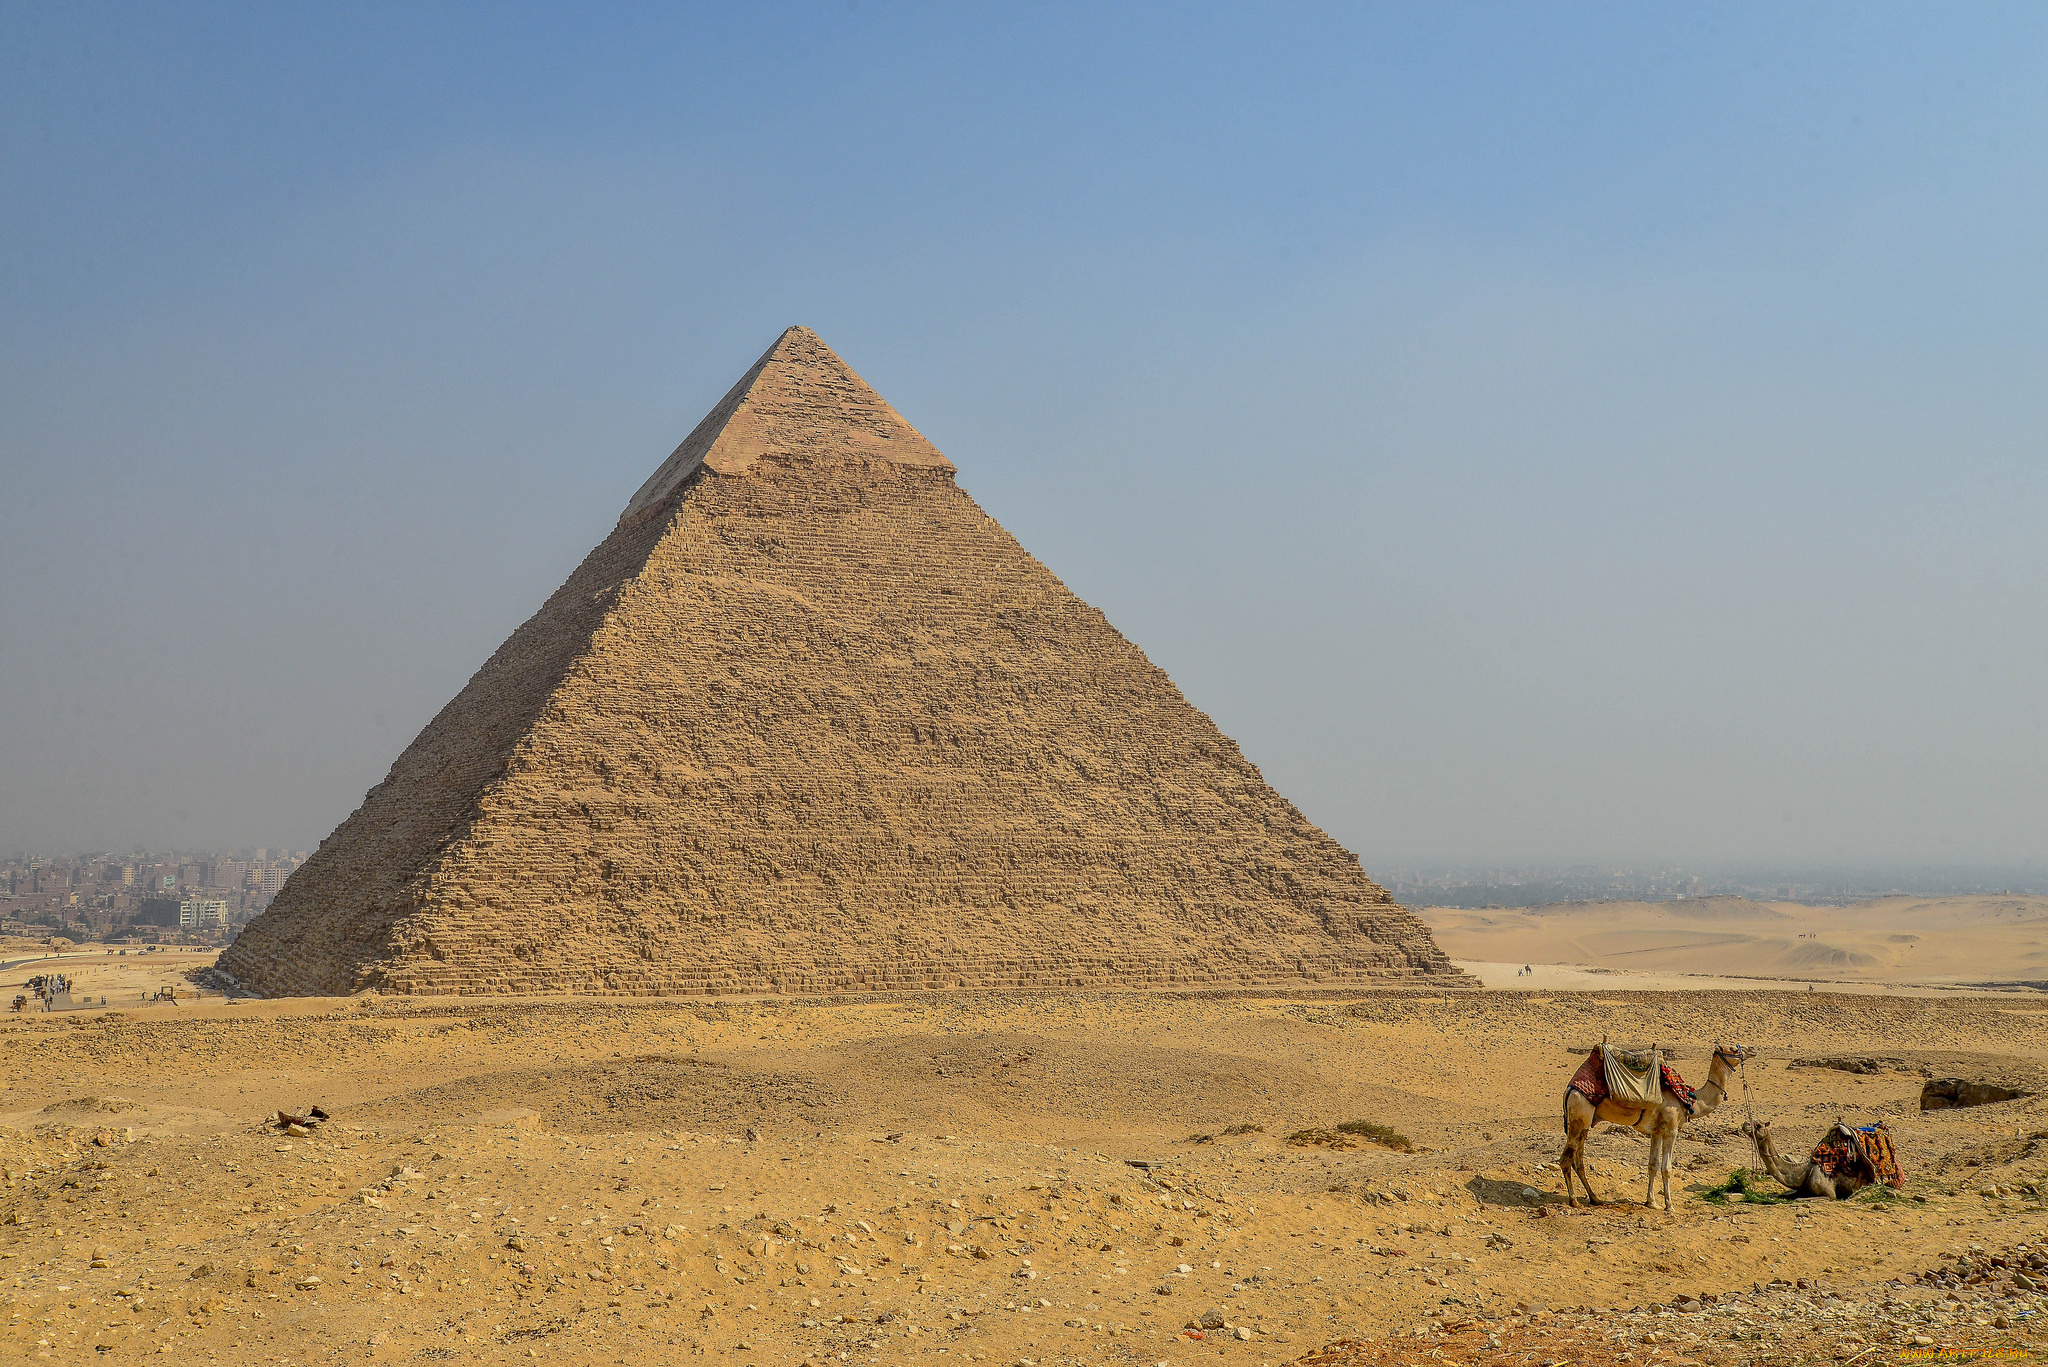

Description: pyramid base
[373,971,1474,998]
[225,944,1471,998]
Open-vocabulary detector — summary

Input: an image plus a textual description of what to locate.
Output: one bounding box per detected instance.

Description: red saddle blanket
[1568,1050,1607,1104]
[1567,1049,1698,1115]
[1661,1063,1697,1114]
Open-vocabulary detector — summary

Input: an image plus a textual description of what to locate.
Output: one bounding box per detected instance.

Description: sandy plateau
[7,944,2048,1366]
[1423,893,2048,993]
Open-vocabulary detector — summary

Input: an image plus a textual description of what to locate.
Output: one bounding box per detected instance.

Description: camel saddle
[1812,1120,1905,1188]
[1568,1046,1699,1116]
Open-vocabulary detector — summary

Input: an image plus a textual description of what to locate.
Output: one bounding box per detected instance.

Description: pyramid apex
[622,327,951,522]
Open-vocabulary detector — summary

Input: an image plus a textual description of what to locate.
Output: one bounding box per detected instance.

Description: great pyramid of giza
[219,327,1463,997]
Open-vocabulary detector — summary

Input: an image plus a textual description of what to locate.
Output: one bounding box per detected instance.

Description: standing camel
[1560,1044,1755,1211]
[1739,1119,1875,1199]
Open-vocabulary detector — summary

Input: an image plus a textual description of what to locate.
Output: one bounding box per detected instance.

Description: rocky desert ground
[8,944,2048,1366]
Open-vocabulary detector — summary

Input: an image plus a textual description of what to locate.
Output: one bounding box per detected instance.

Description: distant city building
[179,898,229,928]
[135,894,183,926]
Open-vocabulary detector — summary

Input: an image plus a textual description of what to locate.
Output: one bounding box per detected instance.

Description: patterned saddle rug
[1568,1050,1609,1105]
[1860,1122,1905,1187]
[1660,1062,1698,1115]
[1812,1120,1905,1187]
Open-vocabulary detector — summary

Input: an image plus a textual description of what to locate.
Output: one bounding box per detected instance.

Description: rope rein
[1735,1049,1769,1171]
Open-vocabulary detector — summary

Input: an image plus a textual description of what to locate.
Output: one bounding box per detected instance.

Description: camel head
[1713,1044,1757,1066]
[1740,1118,1771,1140]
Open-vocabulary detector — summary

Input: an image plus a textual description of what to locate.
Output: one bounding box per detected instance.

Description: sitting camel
[1739,1119,1875,1200]
[1561,1044,1755,1211]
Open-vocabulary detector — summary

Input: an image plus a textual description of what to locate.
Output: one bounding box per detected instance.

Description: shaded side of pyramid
[219,327,1462,997]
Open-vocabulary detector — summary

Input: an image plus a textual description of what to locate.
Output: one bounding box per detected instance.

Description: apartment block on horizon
[179,898,229,929]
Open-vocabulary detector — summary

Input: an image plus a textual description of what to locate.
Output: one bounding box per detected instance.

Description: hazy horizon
[4,5,2044,869]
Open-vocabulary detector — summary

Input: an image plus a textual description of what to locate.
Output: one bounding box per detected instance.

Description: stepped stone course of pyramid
[219,327,1463,997]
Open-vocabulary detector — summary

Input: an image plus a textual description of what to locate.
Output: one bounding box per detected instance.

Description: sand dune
[1421,893,2048,987]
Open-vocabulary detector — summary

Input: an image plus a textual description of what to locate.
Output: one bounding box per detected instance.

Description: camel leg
[1561,1094,1605,1207]
[1560,1115,1583,1208]
[1644,1133,1663,1208]
[1572,1132,1604,1206]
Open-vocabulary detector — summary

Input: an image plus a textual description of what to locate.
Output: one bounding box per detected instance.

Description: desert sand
[2,948,221,1005]
[1422,894,2048,990]
[6,970,2048,1366]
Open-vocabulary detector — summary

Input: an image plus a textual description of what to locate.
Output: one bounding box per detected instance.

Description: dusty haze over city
[4,7,2044,874]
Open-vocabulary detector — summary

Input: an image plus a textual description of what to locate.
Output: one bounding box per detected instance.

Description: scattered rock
[1923,1078,2031,1110]
[1791,1056,1925,1076]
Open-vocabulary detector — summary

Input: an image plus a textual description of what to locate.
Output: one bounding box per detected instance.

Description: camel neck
[1691,1057,1736,1115]
[1750,1128,1808,1187]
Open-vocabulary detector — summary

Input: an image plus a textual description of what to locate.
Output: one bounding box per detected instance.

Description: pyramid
[219,327,1463,997]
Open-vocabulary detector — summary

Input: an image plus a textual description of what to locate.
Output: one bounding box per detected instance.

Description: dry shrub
[1336,1119,1412,1151]
[1288,1120,1412,1152]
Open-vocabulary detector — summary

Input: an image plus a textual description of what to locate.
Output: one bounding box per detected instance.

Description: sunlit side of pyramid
[219,327,1462,996]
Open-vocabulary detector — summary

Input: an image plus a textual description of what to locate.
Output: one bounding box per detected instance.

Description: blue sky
[3,3,2044,867]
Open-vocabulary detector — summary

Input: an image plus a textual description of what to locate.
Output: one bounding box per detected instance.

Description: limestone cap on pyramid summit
[620,325,953,523]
